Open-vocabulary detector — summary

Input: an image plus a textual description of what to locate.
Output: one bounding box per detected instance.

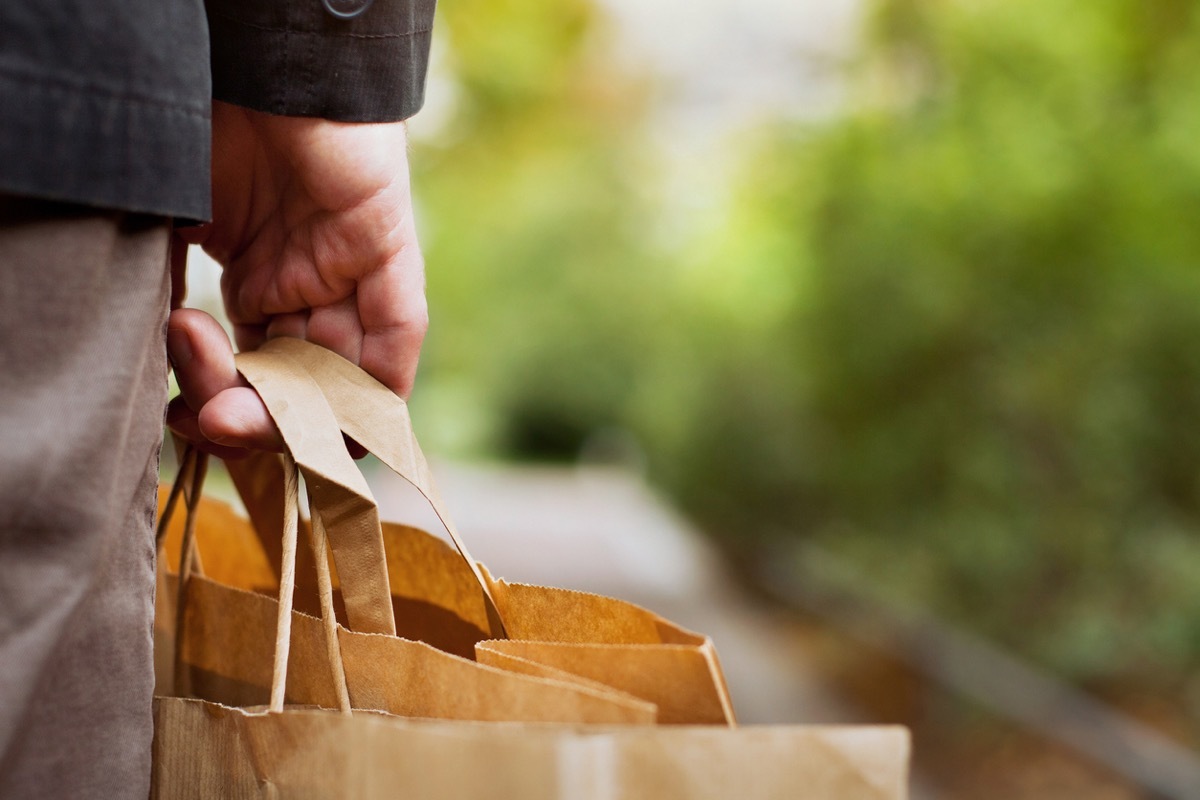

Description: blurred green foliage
[411,0,675,458]
[413,0,1200,697]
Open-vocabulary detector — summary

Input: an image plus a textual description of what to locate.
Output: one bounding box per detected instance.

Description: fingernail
[167,327,193,367]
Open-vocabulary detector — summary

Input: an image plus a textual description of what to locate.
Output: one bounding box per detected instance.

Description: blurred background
[183,0,1200,796]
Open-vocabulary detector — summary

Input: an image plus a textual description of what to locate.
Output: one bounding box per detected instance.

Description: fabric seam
[209,12,432,39]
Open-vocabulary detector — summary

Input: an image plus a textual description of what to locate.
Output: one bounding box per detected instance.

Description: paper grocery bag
[158,338,734,724]
[151,339,910,798]
[152,697,910,800]
[154,506,909,798]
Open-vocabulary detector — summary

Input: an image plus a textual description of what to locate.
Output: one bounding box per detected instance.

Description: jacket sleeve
[205,0,436,122]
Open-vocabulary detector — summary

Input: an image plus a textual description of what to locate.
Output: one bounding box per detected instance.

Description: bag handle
[255,337,507,637]
[161,446,352,714]
[236,348,397,636]
[304,484,353,714]
[267,455,352,715]
[156,443,209,697]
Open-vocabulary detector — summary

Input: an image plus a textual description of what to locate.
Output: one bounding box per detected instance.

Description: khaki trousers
[0,197,170,799]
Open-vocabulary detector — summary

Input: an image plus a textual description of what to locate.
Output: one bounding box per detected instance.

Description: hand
[168,100,427,455]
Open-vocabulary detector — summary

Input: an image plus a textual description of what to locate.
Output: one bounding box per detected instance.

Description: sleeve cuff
[206,0,436,122]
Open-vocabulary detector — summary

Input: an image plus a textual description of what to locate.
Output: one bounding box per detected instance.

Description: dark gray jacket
[0,0,436,222]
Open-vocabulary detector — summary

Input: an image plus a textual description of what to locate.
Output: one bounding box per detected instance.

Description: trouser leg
[0,197,170,800]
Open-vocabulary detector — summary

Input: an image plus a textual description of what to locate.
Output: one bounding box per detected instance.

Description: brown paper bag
[154,504,908,798]
[151,339,910,797]
[159,338,734,724]
[153,697,910,800]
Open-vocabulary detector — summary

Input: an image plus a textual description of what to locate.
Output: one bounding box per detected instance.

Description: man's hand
[167,100,426,455]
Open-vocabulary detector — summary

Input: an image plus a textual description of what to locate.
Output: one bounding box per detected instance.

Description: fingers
[197,387,282,452]
[169,308,239,408]
[165,396,253,460]
[266,311,310,343]
[168,308,369,459]
[302,298,362,365]
[167,309,282,453]
[247,254,426,401]
[355,243,428,400]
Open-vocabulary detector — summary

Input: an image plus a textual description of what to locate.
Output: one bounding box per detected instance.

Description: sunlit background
[184,0,1200,796]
